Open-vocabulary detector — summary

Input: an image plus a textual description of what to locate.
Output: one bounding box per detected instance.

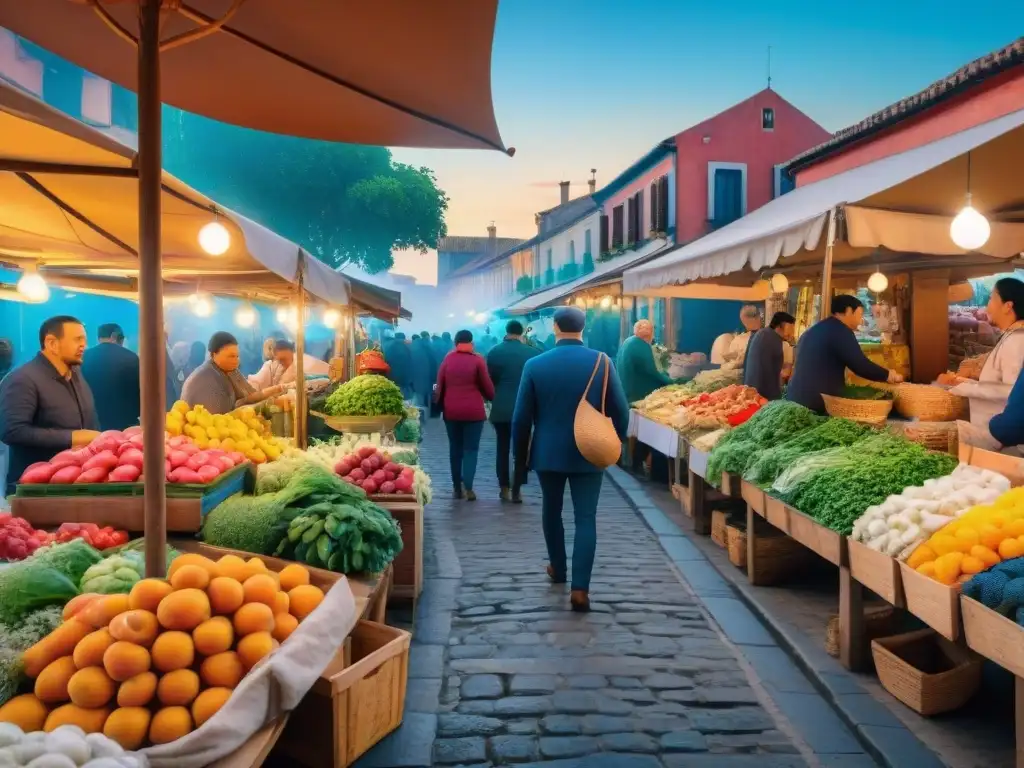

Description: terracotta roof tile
[436,235,526,254]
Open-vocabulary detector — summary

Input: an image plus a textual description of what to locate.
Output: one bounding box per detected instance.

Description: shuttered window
[658,175,669,231]
[612,206,624,248]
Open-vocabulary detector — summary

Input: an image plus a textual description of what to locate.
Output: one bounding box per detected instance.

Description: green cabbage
[324,374,405,417]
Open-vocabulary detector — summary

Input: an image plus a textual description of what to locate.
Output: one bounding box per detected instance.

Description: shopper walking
[410,331,437,414]
[434,330,494,500]
[512,307,630,611]
[486,320,540,502]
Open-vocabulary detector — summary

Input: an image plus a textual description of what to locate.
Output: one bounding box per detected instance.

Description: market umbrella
[0,0,511,575]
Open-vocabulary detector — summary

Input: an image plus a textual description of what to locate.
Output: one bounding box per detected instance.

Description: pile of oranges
[0,552,326,748]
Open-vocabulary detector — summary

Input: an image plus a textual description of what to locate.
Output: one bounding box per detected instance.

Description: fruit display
[0,515,55,561]
[334,446,414,496]
[963,557,1024,626]
[165,401,288,465]
[53,525,129,553]
[906,487,1024,584]
[163,437,246,484]
[0,553,327,749]
[0,722,145,766]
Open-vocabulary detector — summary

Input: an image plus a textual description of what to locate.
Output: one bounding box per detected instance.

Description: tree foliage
[162,109,448,273]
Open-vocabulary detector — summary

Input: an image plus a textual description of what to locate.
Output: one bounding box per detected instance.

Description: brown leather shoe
[570,590,591,612]
[546,565,566,585]
[499,487,511,501]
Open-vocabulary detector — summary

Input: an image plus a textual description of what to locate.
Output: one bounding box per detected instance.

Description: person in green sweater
[616,319,672,479]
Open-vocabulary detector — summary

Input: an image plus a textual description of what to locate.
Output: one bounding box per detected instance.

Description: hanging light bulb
[950,153,990,251]
[192,294,213,317]
[16,265,49,303]
[323,308,341,329]
[770,274,789,294]
[867,271,889,293]
[276,306,290,323]
[187,292,199,305]
[234,302,256,328]
[600,295,612,309]
[198,219,230,256]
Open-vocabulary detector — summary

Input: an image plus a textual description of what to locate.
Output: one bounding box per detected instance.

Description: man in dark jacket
[486,320,540,502]
[81,323,142,431]
[410,331,437,414]
[383,332,414,398]
[787,295,903,413]
[512,307,629,612]
[743,312,795,400]
[0,316,100,494]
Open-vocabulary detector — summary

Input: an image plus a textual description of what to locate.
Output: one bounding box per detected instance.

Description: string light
[867,271,888,293]
[770,274,789,294]
[234,302,256,328]
[16,265,49,303]
[198,220,230,256]
[950,153,990,251]
[323,308,341,328]
[192,294,213,317]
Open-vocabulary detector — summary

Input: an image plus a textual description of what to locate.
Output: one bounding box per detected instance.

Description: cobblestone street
[358,420,877,768]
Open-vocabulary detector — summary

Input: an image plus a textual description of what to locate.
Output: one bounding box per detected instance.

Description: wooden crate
[376,500,422,601]
[961,595,1024,678]
[763,495,790,532]
[275,620,411,768]
[721,472,741,498]
[959,445,1024,486]
[899,562,961,641]
[12,462,254,532]
[848,539,905,607]
[787,507,845,566]
[740,480,765,516]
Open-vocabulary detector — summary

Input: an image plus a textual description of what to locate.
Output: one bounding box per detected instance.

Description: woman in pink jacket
[434,330,495,500]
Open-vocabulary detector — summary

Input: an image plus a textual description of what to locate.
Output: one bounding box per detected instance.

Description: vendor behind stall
[720,305,763,369]
[617,319,673,480]
[182,331,284,415]
[951,277,1024,432]
[787,295,903,413]
[743,312,795,400]
[249,339,330,389]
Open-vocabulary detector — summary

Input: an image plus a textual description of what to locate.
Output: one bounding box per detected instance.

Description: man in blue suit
[512,306,630,612]
[80,323,141,432]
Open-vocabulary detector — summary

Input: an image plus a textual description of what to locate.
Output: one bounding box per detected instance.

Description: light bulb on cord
[770,274,789,294]
[234,302,256,328]
[187,293,199,305]
[198,219,230,256]
[950,193,991,251]
[867,271,888,293]
[276,306,290,323]
[16,266,49,303]
[193,294,213,317]
[323,308,341,328]
[600,295,612,309]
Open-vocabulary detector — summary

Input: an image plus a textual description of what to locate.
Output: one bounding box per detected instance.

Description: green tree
[162,108,448,273]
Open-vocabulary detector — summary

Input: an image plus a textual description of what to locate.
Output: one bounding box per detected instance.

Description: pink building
[672,88,830,243]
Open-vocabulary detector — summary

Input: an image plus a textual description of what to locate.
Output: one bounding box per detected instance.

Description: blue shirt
[81,342,141,432]
[989,373,1024,448]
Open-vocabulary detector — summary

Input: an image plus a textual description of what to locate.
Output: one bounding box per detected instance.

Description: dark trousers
[633,442,670,483]
[537,471,603,591]
[444,419,484,490]
[492,421,525,490]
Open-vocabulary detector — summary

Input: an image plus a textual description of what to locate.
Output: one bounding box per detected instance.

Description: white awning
[624,107,1024,294]
[505,237,672,314]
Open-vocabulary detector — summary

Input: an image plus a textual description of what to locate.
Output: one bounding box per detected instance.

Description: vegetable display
[335,445,415,496]
[324,375,405,417]
[963,557,1024,626]
[0,607,64,706]
[906,488,1024,584]
[0,723,145,767]
[670,385,767,434]
[53,525,129,553]
[840,384,893,401]
[743,418,868,487]
[79,555,144,596]
[166,401,288,465]
[851,465,1009,558]
[0,516,55,561]
[0,553,327,750]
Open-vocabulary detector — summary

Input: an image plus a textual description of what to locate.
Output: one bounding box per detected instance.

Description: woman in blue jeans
[511,307,629,611]
[434,330,495,500]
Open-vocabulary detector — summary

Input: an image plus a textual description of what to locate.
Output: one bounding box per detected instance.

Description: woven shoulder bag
[574,353,621,469]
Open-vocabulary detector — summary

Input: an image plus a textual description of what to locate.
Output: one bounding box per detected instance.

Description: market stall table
[634,412,687,487]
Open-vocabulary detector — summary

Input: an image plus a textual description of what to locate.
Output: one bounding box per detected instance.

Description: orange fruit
[103,707,151,750]
[200,652,244,689]
[215,554,249,582]
[237,631,276,671]
[233,603,274,636]
[117,672,157,707]
[272,590,290,615]
[170,564,211,591]
[167,554,219,581]
[157,669,201,707]
[149,706,193,744]
[272,613,298,643]
[278,564,310,592]
[157,588,211,631]
[193,617,234,656]
[208,577,245,615]
[128,579,174,612]
[242,574,278,607]
[103,642,151,683]
[288,585,325,621]
[151,631,195,673]
[192,687,232,727]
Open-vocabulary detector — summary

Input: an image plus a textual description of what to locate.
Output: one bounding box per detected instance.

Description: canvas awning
[0,79,352,305]
[0,1,509,152]
[505,237,672,314]
[624,107,1024,294]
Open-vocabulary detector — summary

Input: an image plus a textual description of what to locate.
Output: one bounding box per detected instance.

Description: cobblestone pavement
[357,420,873,768]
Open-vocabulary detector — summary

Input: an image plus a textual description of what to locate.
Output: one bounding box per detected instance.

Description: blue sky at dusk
[391,0,1022,283]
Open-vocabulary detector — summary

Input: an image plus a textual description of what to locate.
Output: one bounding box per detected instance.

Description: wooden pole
[138,0,166,578]
[819,207,838,321]
[294,256,308,449]
[346,306,357,381]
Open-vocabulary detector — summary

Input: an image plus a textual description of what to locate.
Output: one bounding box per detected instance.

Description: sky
[390,0,1024,284]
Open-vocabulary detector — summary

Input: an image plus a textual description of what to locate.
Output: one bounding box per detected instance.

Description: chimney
[487,222,497,256]
[559,180,570,205]
[588,168,597,195]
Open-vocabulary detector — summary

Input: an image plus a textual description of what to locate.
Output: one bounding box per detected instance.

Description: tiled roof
[447,239,533,278]
[538,196,599,236]
[787,37,1024,172]
[436,235,526,254]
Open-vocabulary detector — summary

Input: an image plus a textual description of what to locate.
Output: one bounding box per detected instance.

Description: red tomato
[110,530,129,546]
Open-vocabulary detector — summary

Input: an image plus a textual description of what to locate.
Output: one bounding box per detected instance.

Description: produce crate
[373,500,422,601]
[745,517,809,585]
[274,620,411,768]
[208,718,291,768]
[11,463,255,533]
[740,480,765,516]
[959,444,1024,486]
[720,472,741,497]
[961,595,1024,678]
[786,506,845,567]
[763,495,790,532]
[899,561,961,640]
[871,628,981,715]
[848,538,906,607]
[711,509,730,548]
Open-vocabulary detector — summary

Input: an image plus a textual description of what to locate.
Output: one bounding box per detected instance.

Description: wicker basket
[711,509,731,548]
[893,384,967,422]
[897,421,958,455]
[821,394,893,425]
[871,628,981,715]
[825,605,896,658]
[726,522,746,568]
[310,413,402,434]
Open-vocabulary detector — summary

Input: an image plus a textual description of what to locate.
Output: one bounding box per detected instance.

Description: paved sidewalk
[357,421,876,767]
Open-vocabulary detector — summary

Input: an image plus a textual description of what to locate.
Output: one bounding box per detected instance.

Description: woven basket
[822,394,892,425]
[825,605,895,658]
[893,384,967,422]
[871,629,981,715]
[726,523,746,568]
[897,421,958,454]
[711,509,730,548]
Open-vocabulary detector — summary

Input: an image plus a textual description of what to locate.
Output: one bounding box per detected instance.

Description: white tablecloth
[635,414,682,458]
[688,445,710,479]
[628,409,640,438]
